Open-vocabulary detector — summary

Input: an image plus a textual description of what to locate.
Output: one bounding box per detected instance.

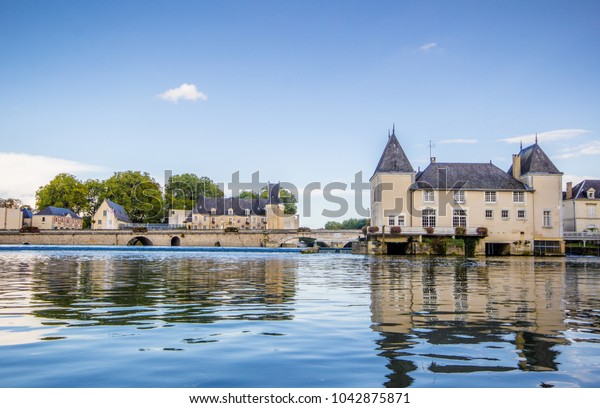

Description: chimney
[566,182,573,200]
[512,154,521,179]
[430,157,436,163]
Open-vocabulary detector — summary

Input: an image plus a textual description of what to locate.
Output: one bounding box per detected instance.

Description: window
[513,191,525,203]
[422,208,436,227]
[245,209,251,216]
[388,216,395,226]
[211,208,216,215]
[424,190,435,203]
[485,191,496,203]
[103,210,107,216]
[543,210,552,227]
[588,190,595,199]
[501,210,509,220]
[453,190,465,204]
[42,216,45,222]
[97,219,102,225]
[228,208,234,215]
[194,216,198,222]
[517,209,526,219]
[587,205,596,218]
[485,209,493,219]
[398,215,405,226]
[171,210,175,215]
[452,209,467,228]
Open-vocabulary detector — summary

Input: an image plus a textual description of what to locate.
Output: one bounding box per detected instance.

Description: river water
[0,248,599,388]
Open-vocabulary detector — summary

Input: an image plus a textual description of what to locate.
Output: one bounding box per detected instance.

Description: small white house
[92,199,132,230]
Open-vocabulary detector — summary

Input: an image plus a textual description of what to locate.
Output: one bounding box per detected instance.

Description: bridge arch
[278,236,330,248]
[171,236,181,246]
[127,236,153,246]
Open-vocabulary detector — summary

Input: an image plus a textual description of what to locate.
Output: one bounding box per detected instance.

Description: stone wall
[0,229,360,248]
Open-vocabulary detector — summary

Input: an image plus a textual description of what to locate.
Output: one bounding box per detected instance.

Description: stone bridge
[0,229,362,248]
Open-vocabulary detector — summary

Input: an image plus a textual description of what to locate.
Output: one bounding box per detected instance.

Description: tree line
[2,172,297,228]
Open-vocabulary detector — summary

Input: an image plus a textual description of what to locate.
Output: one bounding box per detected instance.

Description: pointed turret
[372,130,414,176]
[508,142,561,176]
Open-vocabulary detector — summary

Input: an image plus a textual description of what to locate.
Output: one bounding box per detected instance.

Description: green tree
[35,173,89,214]
[325,218,369,230]
[239,191,258,199]
[165,173,223,211]
[280,188,297,215]
[84,178,107,217]
[103,171,164,223]
[253,187,297,215]
[324,221,342,230]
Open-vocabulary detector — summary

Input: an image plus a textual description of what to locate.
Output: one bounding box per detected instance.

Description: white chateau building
[369,130,564,255]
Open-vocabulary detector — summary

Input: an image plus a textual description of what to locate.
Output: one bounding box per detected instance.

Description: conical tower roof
[373,130,414,176]
[508,142,561,175]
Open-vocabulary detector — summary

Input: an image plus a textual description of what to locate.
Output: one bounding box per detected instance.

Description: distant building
[563,180,600,233]
[32,206,83,230]
[21,208,33,227]
[369,129,563,255]
[184,182,299,230]
[1,207,23,230]
[92,199,132,230]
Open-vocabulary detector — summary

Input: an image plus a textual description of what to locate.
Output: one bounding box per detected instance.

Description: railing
[563,231,600,240]
[379,227,481,236]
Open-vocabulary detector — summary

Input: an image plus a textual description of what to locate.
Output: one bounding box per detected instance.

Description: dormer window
[245,209,251,216]
[588,189,595,199]
[210,208,216,215]
[228,208,234,216]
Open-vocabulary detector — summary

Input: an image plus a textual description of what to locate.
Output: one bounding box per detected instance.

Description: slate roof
[569,180,600,199]
[105,199,132,223]
[35,206,81,219]
[21,208,33,218]
[372,131,414,176]
[190,182,282,218]
[411,162,529,191]
[508,143,561,175]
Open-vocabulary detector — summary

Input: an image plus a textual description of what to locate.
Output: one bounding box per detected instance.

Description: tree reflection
[29,255,297,326]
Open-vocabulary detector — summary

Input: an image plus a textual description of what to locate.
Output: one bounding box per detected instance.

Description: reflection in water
[1,253,296,333]
[369,257,600,385]
[1,251,599,387]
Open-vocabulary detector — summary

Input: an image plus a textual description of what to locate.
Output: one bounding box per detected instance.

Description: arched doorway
[171,236,181,246]
[127,236,153,246]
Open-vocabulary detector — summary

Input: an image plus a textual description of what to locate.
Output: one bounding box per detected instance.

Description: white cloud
[439,138,478,144]
[0,152,105,207]
[499,128,590,144]
[158,83,208,103]
[552,140,600,160]
[420,42,437,52]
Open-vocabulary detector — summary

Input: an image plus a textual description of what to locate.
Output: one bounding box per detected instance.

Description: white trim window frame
[485,191,496,204]
[543,210,552,228]
[453,190,465,204]
[513,191,525,204]
[424,190,435,203]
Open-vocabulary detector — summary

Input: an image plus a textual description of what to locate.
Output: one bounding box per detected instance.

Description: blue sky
[1,0,599,227]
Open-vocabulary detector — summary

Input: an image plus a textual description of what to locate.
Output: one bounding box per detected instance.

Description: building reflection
[370,257,571,386]
[28,255,297,327]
